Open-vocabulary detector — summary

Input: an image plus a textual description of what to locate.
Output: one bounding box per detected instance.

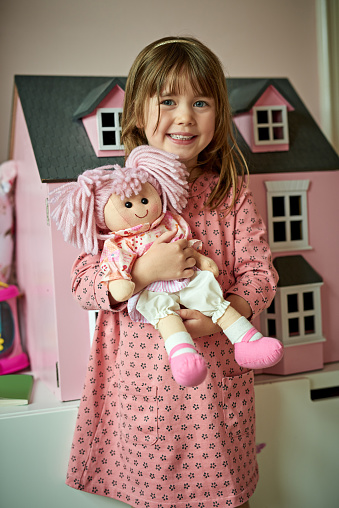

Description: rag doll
[50,145,283,387]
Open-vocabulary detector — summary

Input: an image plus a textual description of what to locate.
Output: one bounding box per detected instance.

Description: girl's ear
[135,107,146,130]
[135,117,144,129]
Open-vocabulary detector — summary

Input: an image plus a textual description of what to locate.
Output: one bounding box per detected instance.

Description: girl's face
[142,82,215,171]
[104,182,162,232]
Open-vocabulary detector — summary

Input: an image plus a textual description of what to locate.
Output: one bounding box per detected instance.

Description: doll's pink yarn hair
[50,146,189,255]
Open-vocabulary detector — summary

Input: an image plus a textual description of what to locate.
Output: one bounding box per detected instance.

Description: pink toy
[51,146,283,386]
[0,283,30,375]
[0,161,17,283]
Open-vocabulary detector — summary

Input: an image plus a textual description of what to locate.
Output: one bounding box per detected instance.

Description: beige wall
[0,0,321,163]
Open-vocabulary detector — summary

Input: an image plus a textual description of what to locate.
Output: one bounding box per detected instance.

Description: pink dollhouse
[10,76,127,401]
[10,76,339,400]
[228,78,339,374]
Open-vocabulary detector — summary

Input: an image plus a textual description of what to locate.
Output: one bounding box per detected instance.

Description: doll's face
[104,182,163,232]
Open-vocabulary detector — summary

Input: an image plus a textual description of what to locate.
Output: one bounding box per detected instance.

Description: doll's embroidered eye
[125,202,133,208]
[141,198,149,204]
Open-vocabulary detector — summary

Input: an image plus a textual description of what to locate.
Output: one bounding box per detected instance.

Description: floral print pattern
[66,174,278,507]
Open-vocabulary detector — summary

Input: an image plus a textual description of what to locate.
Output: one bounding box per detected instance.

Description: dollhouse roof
[13,76,338,183]
[73,77,126,120]
[229,78,291,114]
[227,78,339,174]
[14,76,126,183]
[273,255,323,287]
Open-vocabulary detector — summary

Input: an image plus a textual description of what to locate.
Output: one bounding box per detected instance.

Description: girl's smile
[143,83,215,171]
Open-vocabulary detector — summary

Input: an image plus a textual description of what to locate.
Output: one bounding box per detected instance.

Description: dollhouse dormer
[230,79,294,153]
[73,77,126,158]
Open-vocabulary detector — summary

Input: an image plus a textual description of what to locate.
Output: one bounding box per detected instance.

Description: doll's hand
[176,308,221,339]
[131,230,197,293]
[108,279,135,302]
[193,252,219,277]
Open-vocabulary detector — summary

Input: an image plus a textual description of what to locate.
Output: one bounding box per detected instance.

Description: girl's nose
[175,104,195,125]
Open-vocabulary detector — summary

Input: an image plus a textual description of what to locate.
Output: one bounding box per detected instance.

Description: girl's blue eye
[125,202,132,208]
[161,99,175,106]
[141,198,148,204]
[194,100,207,107]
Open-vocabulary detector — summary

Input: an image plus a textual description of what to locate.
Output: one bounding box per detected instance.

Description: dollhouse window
[261,283,324,347]
[265,180,310,252]
[97,108,124,150]
[253,106,289,145]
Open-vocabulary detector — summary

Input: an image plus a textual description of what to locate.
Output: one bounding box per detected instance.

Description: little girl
[65,37,279,508]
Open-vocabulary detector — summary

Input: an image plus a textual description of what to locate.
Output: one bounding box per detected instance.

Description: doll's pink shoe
[234,328,284,369]
[169,344,207,387]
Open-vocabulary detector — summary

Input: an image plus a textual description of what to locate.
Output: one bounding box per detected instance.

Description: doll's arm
[100,239,137,301]
[108,279,135,302]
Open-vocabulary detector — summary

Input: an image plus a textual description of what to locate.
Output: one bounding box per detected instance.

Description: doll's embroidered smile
[135,210,148,218]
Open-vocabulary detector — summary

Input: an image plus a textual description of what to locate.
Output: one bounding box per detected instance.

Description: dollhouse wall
[250,170,339,364]
[12,97,92,401]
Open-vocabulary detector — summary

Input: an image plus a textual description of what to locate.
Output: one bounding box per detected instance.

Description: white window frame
[265,180,310,252]
[97,108,124,150]
[279,284,324,346]
[260,290,283,340]
[260,284,325,347]
[253,105,289,145]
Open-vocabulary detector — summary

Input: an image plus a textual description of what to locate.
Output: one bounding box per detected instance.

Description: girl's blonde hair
[121,36,248,210]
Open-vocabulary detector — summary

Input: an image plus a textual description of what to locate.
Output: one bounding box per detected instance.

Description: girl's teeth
[170,134,193,140]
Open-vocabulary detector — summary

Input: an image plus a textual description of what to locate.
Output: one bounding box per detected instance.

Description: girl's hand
[131,230,197,293]
[176,308,221,339]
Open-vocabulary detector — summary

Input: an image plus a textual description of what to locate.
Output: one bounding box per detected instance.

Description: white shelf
[255,361,339,390]
[0,371,79,419]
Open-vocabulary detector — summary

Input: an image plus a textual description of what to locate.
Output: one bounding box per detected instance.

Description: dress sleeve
[226,185,278,319]
[71,251,127,313]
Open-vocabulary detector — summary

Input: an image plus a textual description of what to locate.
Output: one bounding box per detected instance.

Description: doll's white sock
[224,316,262,344]
[164,331,197,358]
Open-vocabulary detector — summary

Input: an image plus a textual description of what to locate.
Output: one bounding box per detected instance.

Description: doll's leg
[216,306,283,369]
[136,291,207,387]
[179,271,283,370]
[158,314,207,387]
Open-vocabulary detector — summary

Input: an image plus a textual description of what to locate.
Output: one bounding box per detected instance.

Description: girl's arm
[71,251,126,312]
[227,186,278,319]
[130,229,198,294]
[177,294,252,339]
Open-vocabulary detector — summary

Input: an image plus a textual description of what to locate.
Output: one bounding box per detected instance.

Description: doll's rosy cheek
[150,202,161,218]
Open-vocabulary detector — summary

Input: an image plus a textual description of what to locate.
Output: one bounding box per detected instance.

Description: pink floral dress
[66,173,278,507]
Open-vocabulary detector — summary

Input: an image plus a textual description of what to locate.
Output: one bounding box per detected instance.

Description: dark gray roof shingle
[273,255,323,287]
[73,77,127,120]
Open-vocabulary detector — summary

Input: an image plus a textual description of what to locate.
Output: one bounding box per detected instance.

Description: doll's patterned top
[66,173,278,508]
[100,210,201,294]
